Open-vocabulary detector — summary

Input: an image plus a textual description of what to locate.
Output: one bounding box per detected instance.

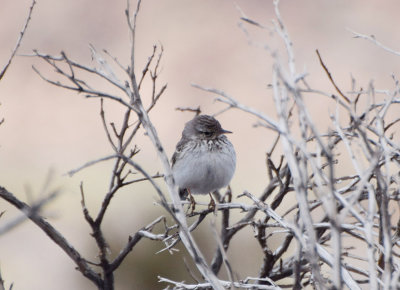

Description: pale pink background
[1,0,400,289]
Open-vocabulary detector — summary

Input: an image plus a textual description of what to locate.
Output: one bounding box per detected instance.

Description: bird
[171,115,236,212]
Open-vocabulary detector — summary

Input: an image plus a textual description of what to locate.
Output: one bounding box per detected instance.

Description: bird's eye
[203,131,213,137]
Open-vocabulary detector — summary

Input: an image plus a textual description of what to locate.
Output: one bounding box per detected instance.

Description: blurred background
[1,0,400,289]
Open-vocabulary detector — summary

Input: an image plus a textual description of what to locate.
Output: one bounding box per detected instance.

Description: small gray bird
[171,115,236,210]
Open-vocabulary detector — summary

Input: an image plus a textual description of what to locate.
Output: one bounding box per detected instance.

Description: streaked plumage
[172,115,236,198]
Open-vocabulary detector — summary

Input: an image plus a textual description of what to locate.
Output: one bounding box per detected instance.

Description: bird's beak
[220,129,232,134]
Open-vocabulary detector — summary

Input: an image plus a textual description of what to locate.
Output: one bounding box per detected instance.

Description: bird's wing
[171,138,186,167]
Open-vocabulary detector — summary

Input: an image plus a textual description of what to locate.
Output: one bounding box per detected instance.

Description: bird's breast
[172,139,236,194]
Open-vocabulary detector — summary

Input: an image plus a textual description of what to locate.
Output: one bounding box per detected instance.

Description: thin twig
[348,29,400,57]
[0,0,36,80]
[316,49,350,104]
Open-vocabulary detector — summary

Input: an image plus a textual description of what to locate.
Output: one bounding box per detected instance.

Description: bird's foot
[188,190,196,214]
[208,193,216,212]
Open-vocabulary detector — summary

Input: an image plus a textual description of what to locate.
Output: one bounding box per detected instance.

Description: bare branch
[0,187,103,288]
[110,216,166,271]
[0,0,36,81]
[316,49,351,104]
[0,189,61,235]
[348,29,400,57]
[158,276,281,289]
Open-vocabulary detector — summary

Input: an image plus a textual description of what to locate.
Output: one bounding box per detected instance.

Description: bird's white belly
[173,144,236,194]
